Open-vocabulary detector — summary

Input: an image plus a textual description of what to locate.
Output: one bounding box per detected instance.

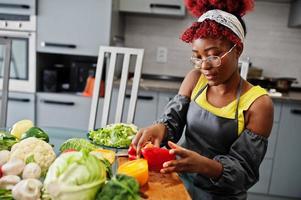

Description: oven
[0,0,36,93]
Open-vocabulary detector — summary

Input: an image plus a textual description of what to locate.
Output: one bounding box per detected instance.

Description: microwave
[69,61,98,92]
[42,65,70,92]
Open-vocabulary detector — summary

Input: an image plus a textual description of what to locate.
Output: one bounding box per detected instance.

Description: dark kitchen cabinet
[37,0,123,56]
[269,101,301,198]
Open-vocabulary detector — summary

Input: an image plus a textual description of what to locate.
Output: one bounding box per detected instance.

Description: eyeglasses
[190,44,237,69]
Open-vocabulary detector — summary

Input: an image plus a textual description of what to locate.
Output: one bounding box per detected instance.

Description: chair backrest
[88,46,144,130]
[0,38,12,128]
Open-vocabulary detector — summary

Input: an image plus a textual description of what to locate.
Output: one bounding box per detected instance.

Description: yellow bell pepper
[90,149,116,164]
[118,159,148,186]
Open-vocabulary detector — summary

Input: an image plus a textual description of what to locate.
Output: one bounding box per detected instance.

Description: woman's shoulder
[178,69,202,98]
[244,84,274,138]
[240,82,268,108]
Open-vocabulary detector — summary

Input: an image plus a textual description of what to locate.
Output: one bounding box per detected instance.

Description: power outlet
[156,47,168,63]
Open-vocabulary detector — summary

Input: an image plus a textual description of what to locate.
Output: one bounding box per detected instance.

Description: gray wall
[124,1,301,87]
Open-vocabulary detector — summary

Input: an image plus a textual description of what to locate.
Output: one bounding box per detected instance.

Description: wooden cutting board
[118,157,191,200]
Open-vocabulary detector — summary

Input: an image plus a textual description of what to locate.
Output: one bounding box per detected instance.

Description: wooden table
[118,157,191,200]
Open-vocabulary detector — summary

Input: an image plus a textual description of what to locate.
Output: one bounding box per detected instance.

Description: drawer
[0,92,35,127]
[36,93,91,130]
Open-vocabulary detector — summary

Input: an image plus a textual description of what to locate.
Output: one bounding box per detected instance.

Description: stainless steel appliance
[42,64,70,92]
[0,38,11,128]
[0,0,36,92]
[69,61,97,92]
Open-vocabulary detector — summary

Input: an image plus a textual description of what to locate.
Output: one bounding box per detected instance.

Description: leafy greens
[89,123,138,148]
[96,174,140,200]
[0,132,18,151]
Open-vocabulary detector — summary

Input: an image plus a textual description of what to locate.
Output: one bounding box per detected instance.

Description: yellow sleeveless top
[191,75,268,135]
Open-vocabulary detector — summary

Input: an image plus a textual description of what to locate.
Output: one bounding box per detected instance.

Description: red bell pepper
[141,146,176,171]
[128,144,138,160]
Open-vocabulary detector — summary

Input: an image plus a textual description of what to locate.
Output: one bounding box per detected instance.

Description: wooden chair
[88,46,144,130]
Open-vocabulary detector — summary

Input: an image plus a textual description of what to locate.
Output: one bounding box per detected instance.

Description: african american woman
[132,0,274,199]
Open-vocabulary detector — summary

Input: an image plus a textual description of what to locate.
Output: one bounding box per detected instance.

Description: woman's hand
[160,141,204,173]
[131,123,166,156]
[161,141,223,179]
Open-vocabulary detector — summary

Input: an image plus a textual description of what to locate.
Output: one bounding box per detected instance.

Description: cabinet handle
[41,99,75,106]
[9,97,30,102]
[125,94,154,101]
[41,42,77,49]
[0,3,30,9]
[0,97,30,102]
[150,4,181,10]
[291,109,301,115]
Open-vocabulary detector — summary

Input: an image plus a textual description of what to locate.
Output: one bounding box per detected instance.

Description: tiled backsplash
[124,1,301,87]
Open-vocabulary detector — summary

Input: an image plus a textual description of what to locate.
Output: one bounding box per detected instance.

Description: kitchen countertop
[137,79,181,92]
[117,78,301,102]
[270,91,301,102]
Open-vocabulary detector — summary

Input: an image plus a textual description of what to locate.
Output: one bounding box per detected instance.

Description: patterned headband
[197,9,245,43]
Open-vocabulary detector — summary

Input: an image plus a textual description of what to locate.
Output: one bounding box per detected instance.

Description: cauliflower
[9,137,56,174]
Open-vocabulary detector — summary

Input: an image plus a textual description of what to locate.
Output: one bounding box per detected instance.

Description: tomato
[141,146,176,172]
[0,166,3,178]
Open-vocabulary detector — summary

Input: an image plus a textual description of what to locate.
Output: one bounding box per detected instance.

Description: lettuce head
[43,151,106,200]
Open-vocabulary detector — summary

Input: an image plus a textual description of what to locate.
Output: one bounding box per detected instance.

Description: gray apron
[181,79,245,200]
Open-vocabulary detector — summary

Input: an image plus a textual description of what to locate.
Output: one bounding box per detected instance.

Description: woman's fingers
[168,141,178,149]
[136,132,148,156]
[153,139,161,147]
[131,130,143,146]
[132,129,147,156]
[161,159,187,173]
[168,141,190,158]
[160,166,176,173]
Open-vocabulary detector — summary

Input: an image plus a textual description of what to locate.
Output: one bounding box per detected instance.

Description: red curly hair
[181,0,254,48]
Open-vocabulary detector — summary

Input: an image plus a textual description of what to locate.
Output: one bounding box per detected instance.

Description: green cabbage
[59,138,97,152]
[43,151,106,200]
